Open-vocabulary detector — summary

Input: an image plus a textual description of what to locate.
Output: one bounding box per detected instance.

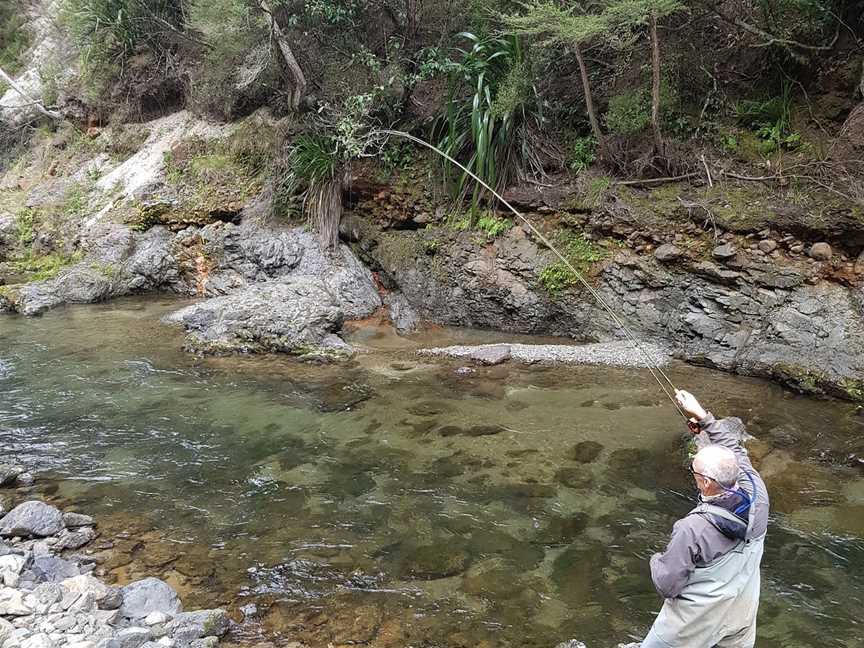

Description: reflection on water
[2,297,864,647]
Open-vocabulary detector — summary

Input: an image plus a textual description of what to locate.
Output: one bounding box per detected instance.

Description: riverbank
[2,111,864,399]
[0,476,231,648]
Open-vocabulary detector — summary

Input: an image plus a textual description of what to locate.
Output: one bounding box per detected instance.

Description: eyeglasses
[689,464,712,482]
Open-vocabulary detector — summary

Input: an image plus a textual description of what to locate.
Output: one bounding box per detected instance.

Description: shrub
[476,213,512,237]
[0,2,32,85]
[538,230,605,295]
[432,33,545,213]
[568,136,597,173]
[605,82,678,136]
[60,0,184,92]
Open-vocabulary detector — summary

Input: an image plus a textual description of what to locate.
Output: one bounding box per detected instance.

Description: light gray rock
[16,473,34,487]
[711,243,737,261]
[386,292,420,334]
[143,611,171,626]
[163,279,350,358]
[20,633,53,648]
[62,513,96,529]
[54,527,97,551]
[29,555,80,584]
[0,587,32,615]
[167,609,229,638]
[654,243,682,262]
[0,465,24,487]
[809,242,832,260]
[115,627,152,648]
[0,501,64,538]
[0,617,15,645]
[470,344,511,366]
[120,578,182,620]
[61,575,119,611]
[757,239,778,253]
[554,641,587,648]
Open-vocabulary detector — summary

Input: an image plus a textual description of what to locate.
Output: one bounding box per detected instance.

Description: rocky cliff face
[341,182,864,400]
[1,107,863,398]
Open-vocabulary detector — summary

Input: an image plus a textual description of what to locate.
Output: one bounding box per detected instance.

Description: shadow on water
[2,296,864,647]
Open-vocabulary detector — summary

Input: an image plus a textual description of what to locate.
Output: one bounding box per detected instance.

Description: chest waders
[644,504,765,648]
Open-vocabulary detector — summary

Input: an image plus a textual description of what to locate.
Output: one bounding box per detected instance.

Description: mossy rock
[569,440,603,463]
[396,542,471,580]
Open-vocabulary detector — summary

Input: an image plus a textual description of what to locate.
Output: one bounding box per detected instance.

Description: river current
[2,297,863,647]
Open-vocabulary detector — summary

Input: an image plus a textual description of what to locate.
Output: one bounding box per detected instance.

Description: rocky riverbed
[0,468,230,648]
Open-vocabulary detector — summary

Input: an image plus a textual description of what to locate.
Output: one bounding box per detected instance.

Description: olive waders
[640,503,765,648]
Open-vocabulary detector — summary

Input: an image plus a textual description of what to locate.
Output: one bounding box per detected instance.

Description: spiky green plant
[432,32,544,216]
[278,134,345,249]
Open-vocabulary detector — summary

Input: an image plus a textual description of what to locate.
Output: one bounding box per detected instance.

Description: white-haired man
[640,390,770,648]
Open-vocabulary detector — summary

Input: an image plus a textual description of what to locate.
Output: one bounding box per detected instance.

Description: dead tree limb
[0,66,62,121]
[260,0,306,111]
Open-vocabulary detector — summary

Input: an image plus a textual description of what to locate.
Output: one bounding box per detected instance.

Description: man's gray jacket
[641,413,770,648]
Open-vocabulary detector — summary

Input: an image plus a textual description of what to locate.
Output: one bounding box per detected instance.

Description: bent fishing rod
[375,129,687,421]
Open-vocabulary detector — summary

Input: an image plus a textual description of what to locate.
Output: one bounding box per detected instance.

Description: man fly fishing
[640,390,770,648]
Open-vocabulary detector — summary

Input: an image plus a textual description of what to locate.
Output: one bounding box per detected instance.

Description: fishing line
[376,129,687,420]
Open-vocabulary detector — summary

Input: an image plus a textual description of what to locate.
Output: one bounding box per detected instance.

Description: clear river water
[2,297,864,647]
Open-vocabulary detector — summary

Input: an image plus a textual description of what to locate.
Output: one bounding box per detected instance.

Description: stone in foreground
[120,578,183,620]
[0,501,64,538]
[163,279,351,358]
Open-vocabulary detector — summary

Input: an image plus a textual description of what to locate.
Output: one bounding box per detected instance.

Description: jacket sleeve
[649,519,700,599]
[698,412,755,473]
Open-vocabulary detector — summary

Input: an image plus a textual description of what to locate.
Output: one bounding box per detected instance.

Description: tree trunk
[260,0,306,111]
[649,13,664,158]
[574,43,603,145]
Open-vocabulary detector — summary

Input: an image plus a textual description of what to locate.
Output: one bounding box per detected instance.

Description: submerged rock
[163,279,351,358]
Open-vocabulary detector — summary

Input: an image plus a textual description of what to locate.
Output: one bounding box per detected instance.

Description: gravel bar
[417,341,672,368]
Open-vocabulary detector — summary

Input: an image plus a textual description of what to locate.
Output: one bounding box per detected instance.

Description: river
[2,297,863,647]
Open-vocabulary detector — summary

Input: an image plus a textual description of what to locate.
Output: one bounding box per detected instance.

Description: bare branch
[0,66,62,121]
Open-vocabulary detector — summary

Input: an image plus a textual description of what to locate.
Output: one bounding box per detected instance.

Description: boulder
[61,575,122,610]
[163,279,350,357]
[29,555,80,583]
[120,578,182,620]
[167,609,230,639]
[0,501,64,537]
[114,627,152,648]
[54,526,97,551]
[809,242,832,261]
[386,292,420,334]
[0,617,14,645]
[654,243,682,263]
[0,464,24,487]
[0,587,32,615]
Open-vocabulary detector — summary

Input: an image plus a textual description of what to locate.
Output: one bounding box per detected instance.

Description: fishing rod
[376,129,688,421]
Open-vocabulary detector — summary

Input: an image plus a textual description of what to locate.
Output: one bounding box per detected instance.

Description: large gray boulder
[120,578,182,620]
[0,501,64,538]
[163,279,352,357]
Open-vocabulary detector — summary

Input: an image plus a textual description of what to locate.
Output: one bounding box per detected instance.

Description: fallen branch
[701,155,713,188]
[697,0,840,53]
[0,66,61,121]
[613,172,700,186]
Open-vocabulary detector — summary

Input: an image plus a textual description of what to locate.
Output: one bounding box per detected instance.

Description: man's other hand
[675,390,708,420]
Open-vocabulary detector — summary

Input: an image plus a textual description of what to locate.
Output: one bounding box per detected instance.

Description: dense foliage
[2,0,861,233]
